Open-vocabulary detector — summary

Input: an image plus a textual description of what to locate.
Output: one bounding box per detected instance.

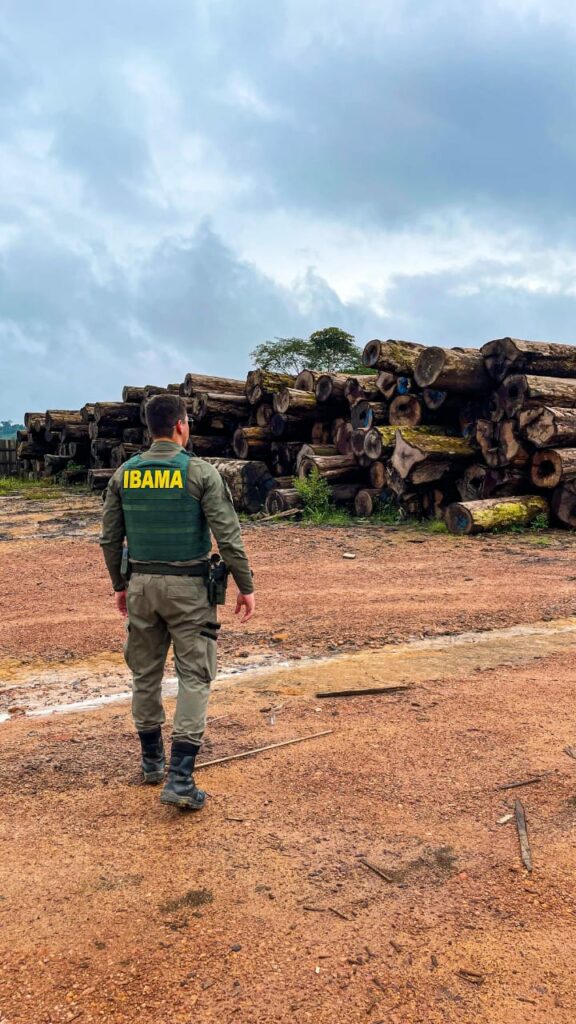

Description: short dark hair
[145,394,188,438]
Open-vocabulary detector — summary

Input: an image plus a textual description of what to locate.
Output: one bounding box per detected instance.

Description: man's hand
[115,590,128,618]
[235,592,255,623]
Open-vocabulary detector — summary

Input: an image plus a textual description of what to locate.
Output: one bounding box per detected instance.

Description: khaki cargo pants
[124,574,218,744]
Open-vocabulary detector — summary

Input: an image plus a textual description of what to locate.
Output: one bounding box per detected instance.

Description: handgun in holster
[120,544,131,582]
[206,553,230,605]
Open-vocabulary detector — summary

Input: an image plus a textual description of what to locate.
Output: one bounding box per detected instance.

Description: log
[94,402,141,426]
[476,419,530,469]
[295,370,323,393]
[193,392,250,420]
[61,423,90,442]
[501,374,576,419]
[110,444,146,469]
[389,395,423,427]
[265,488,303,514]
[67,442,91,461]
[298,454,360,483]
[44,454,72,476]
[392,431,474,482]
[232,426,273,460]
[45,410,83,431]
[360,424,446,461]
[88,468,115,491]
[315,374,348,403]
[255,404,274,427]
[270,476,294,489]
[24,412,46,430]
[456,464,488,501]
[182,374,246,397]
[311,421,333,445]
[531,449,576,489]
[414,347,488,392]
[122,386,147,404]
[421,488,447,520]
[481,337,576,382]
[273,388,317,415]
[122,427,144,444]
[362,339,425,373]
[246,370,296,405]
[269,413,312,439]
[519,406,576,449]
[296,444,338,470]
[350,400,388,429]
[445,495,549,535]
[552,486,576,528]
[203,458,275,514]
[80,404,96,423]
[375,371,398,400]
[335,421,354,455]
[369,461,387,489]
[269,442,301,476]
[344,376,381,403]
[354,488,383,517]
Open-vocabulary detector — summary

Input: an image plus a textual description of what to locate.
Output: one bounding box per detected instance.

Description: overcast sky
[2,0,576,419]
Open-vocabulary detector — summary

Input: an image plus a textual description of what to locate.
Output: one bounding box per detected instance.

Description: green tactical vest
[119,450,211,562]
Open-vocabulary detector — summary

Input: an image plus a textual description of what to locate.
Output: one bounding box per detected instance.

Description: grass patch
[0,476,89,500]
[293,468,333,524]
[160,888,214,913]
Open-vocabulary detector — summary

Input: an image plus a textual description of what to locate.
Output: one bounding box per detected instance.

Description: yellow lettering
[142,469,154,488]
[129,469,142,488]
[170,469,184,489]
[155,469,171,488]
[123,470,129,488]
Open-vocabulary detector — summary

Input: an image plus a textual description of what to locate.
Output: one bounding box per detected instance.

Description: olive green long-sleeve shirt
[99,441,254,595]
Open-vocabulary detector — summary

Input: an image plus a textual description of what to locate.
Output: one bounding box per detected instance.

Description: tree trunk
[269,442,302,476]
[121,387,147,404]
[269,413,312,439]
[61,423,90,442]
[188,434,231,457]
[410,459,456,485]
[369,461,387,489]
[45,410,83,431]
[181,374,246,397]
[298,454,360,483]
[122,427,144,444]
[329,418,346,444]
[481,337,576,382]
[501,373,576,418]
[414,347,489,391]
[44,454,72,476]
[344,376,381,403]
[80,404,96,423]
[334,421,354,455]
[476,419,530,469]
[375,371,398,400]
[232,427,273,460]
[362,339,425,372]
[295,369,323,392]
[519,406,576,448]
[24,412,46,430]
[273,387,318,415]
[296,444,338,470]
[203,458,275,513]
[94,402,141,426]
[246,370,296,404]
[392,431,474,481]
[255,404,274,427]
[350,400,388,429]
[531,448,576,489]
[457,464,488,501]
[315,374,348,402]
[389,394,423,427]
[445,495,549,535]
[360,424,446,461]
[88,468,115,491]
[264,488,303,514]
[552,486,576,528]
[354,488,383,517]
[192,392,249,420]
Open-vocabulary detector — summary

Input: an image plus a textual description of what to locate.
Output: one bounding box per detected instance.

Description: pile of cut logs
[15,337,576,532]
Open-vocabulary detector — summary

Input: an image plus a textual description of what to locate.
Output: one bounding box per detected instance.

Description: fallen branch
[316,685,411,699]
[256,508,301,523]
[197,730,333,769]
[359,858,394,883]
[303,905,350,921]
[514,799,532,872]
[564,745,576,760]
[457,969,484,986]
[497,772,552,791]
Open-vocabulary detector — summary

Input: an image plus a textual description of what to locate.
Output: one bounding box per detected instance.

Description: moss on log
[392,431,474,481]
[362,339,425,372]
[481,338,576,382]
[445,495,549,535]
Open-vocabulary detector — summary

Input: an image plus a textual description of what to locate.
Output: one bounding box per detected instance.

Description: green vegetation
[0,477,84,501]
[251,327,367,374]
[0,420,24,439]
[293,467,333,523]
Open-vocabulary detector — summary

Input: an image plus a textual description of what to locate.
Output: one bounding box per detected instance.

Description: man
[100,394,255,811]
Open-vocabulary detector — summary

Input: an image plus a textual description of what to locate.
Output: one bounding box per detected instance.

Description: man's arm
[99,474,127,592]
[198,465,254,596]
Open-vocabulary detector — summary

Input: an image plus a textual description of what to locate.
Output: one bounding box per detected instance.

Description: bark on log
[421,488,447,520]
[375,371,398,400]
[232,426,273,460]
[531,448,576,489]
[369,461,387,489]
[296,444,338,470]
[501,374,576,419]
[255,404,274,427]
[414,347,489,392]
[298,454,360,483]
[392,431,474,482]
[315,374,348,403]
[354,488,383,517]
[94,402,141,426]
[193,392,250,420]
[246,370,296,404]
[110,444,146,469]
[269,442,302,476]
[344,376,381,403]
[88,469,115,491]
[362,339,425,373]
[273,388,318,415]
[445,495,549,535]
[269,413,312,439]
[60,423,90,442]
[519,406,576,448]
[24,413,46,431]
[182,374,246,397]
[265,488,303,514]
[311,421,333,445]
[122,387,147,404]
[44,454,72,476]
[122,427,144,444]
[81,404,96,423]
[45,410,83,431]
[552,486,576,528]
[360,424,446,461]
[203,458,275,514]
[350,400,388,430]
[481,338,576,382]
[335,421,354,455]
[476,419,530,469]
[389,395,423,427]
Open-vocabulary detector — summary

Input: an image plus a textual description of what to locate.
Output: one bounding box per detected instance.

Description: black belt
[130,562,209,577]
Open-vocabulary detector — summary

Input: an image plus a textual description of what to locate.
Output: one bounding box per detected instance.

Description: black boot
[138,727,165,784]
[160,740,206,811]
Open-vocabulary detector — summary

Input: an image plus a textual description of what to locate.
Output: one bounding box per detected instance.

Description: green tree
[250,327,365,374]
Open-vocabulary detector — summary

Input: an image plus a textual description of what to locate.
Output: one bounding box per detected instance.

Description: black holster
[206,555,230,605]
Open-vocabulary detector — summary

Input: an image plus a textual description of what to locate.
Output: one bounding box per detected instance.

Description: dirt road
[1,497,575,1023]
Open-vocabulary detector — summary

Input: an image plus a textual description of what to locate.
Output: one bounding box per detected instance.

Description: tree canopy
[251,327,365,374]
